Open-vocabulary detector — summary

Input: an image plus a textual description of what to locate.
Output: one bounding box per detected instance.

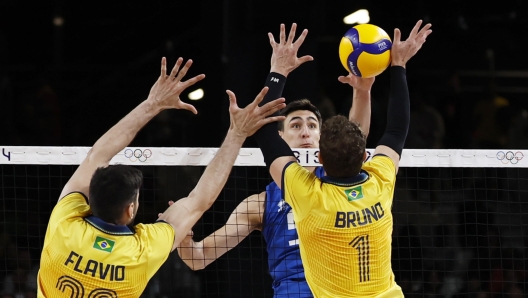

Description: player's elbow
[182,259,206,271]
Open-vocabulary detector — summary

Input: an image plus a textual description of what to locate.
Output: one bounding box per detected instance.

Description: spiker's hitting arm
[253,23,314,188]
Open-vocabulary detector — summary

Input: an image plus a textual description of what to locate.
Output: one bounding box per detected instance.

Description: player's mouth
[299,143,313,148]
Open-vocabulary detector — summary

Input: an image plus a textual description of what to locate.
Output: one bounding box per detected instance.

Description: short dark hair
[89,165,143,223]
[320,115,366,178]
[278,99,322,131]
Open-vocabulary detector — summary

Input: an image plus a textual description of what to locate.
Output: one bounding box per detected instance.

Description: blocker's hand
[147,57,205,113]
[227,87,286,137]
[390,20,432,68]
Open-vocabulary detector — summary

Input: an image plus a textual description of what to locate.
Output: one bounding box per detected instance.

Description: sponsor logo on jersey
[93,236,115,253]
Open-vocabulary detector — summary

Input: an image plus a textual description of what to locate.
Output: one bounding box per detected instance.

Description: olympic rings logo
[124,149,152,162]
[496,151,523,164]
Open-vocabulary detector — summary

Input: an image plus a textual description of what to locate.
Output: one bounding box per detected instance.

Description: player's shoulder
[134,221,174,235]
[58,191,89,204]
[364,154,395,169]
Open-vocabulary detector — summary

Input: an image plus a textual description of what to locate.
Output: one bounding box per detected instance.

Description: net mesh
[1,147,527,297]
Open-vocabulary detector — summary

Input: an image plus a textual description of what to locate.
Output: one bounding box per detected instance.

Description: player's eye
[291,124,300,129]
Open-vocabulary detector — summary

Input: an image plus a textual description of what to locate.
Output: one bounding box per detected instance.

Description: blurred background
[1,1,528,298]
[1,0,527,149]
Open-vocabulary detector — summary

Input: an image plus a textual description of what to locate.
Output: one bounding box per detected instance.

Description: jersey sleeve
[282,162,319,221]
[135,221,175,279]
[363,155,396,181]
[362,155,397,200]
[44,192,91,247]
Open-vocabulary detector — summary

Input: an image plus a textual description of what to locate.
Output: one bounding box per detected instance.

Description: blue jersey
[262,167,324,298]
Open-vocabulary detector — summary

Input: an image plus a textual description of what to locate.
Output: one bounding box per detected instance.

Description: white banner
[0,147,525,168]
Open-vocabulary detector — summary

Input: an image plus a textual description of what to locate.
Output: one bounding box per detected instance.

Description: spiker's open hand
[269,23,314,76]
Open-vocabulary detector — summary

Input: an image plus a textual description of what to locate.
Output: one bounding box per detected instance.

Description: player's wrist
[227,127,249,141]
[269,67,290,77]
[390,63,406,69]
[143,97,166,114]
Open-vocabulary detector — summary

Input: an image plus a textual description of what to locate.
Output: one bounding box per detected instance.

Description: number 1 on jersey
[349,234,370,282]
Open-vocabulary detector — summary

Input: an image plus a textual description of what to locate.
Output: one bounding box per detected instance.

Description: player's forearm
[89,100,160,163]
[377,66,410,155]
[349,89,371,137]
[187,129,245,211]
[177,244,207,270]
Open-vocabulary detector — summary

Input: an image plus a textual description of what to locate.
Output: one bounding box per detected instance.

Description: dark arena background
[1,1,528,297]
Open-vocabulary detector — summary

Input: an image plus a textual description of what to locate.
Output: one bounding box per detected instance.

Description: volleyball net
[1,147,527,297]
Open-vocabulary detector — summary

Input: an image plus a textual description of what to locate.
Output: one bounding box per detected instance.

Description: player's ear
[127,202,135,219]
[363,150,368,162]
[278,130,283,138]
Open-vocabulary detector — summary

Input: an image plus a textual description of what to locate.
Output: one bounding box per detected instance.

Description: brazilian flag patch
[345,186,364,202]
[93,236,115,253]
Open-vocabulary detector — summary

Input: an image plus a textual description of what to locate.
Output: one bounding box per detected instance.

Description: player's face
[279,110,320,148]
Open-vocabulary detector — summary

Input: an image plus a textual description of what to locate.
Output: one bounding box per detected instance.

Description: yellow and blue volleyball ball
[339,24,392,78]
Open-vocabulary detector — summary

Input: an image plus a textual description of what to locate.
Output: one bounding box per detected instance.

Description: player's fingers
[293,29,309,49]
[160,57,167,80]
[226,90,238,110]
[180,102,198,115]
[287,23,297,44]
[180,74,206,89]
[393,28,401,44]
[263,102,286,117]
[169,57,184,79]
[279,23,286,44]
[298,55,314,65]
[337,76,348,84]
[268,32,277,47]
[408,20,423,38]
[252,87,269,106]
[260,115,286,126]
[174,59,192,82]
[260,98,286,115]
[418,24,433,40]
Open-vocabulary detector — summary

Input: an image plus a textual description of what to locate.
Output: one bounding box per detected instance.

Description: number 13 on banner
[292,149,374,166]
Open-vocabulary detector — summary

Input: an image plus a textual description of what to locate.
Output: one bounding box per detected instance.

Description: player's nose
[301,125,310,137]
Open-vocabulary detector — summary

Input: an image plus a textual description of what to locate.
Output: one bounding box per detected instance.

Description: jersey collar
[320,170,369,187]
[84,215,135,235]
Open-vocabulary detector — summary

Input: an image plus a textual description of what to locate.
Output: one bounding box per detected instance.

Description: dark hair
[89,165,143,223]
[320,115,365,178]
[278,99,322,131]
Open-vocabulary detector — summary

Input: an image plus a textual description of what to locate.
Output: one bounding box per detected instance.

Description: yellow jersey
[283,155,403,298]
[37,192,175,298]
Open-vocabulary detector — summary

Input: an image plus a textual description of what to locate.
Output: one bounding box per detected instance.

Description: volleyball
[339,23,392,78]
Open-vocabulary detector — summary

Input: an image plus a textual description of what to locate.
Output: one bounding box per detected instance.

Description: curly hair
[320,115,366,178]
